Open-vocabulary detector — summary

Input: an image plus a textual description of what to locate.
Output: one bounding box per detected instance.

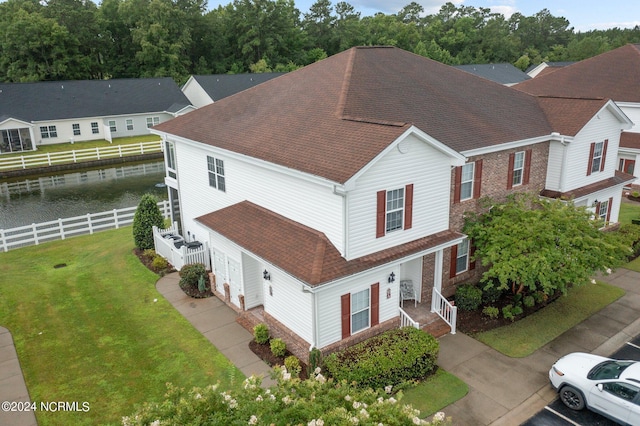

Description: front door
[624,160,636,175]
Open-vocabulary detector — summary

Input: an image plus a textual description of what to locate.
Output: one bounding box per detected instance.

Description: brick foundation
[319,317,399,359]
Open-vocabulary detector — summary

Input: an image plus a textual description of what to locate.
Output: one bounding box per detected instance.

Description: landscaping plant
[132,193,164,250]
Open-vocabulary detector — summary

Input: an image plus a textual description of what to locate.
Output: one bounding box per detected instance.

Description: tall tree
[302,0,338,55]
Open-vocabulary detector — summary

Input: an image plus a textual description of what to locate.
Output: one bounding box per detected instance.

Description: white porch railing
[153,222,210,271]
[0,141,162,171]
[431,288,457,334]
[0,200,170,252]
[399,307,420,329]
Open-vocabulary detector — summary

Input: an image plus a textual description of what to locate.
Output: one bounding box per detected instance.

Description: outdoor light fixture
[388,272,396,283]
[593,199,599,207]
[263,269,271,281]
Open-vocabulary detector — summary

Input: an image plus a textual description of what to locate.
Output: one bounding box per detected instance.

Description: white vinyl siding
[347,133,451,259]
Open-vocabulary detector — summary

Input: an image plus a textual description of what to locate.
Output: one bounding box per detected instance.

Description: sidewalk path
[155,273,276,388]
[0,327,37,426]
[437,267,640,425]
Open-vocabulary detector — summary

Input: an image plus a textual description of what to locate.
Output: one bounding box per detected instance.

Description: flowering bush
[122,367,452,425]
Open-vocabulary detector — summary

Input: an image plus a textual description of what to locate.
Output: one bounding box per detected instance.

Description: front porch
[399,287,456,338]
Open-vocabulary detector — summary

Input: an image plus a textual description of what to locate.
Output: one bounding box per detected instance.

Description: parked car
[549,352,640,425]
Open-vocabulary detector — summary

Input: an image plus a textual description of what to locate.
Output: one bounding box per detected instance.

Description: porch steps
[421,316,451,338]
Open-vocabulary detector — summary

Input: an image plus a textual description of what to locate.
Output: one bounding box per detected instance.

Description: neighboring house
[151,46,633,360]
[516,44,640,183]
[454,63,530,86]
[526,61,575,78]
[0,78,194,154]
[181,73,285,108]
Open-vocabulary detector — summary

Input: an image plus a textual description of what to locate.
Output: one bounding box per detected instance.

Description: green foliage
[270,338,286,358]
[253,323,270,345]
[284,355,301,378]
[197,274,206,292]
[502,304,515,321]
[482,306,499,319]
[178,263,207,291]
[309,347,323,372]
[617,223,640,257]
[123,368,452,425]
[464,193,631,297]
[454,284,483,311]
[523,295,535,308]
[132,194,164,250]
[481,284,504,305]
[151,255,168,272]
[324,327,439,389]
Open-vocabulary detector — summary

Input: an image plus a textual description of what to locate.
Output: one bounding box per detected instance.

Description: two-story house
[151,46,633,360]
[516,43,640,185]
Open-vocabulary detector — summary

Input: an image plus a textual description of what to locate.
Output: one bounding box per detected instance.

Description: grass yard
[627,256,640,273]
[474,281,625,357]
[619,200,640,225]
[401,369,468,417]
[0,227,242,425]
[5,134,162,157]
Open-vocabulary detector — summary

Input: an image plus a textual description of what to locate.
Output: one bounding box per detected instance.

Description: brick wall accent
[420,252,436,306]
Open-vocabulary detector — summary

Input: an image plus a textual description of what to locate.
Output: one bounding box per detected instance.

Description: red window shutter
[376,191,386,238]
[453,166,462,203]
[507,153,515,189]
[341,293,351,339]
[371,283,379,327]
[469,242,476,271]
[606,197,613,222]
[523,149,532,185]
[473,160,483,199]
[404,184,413,230]
[449,244,458,278]
[587,142,595,176]
[600,140,608,172]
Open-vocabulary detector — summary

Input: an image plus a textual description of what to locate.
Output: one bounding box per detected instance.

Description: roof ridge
[335,47,356,120]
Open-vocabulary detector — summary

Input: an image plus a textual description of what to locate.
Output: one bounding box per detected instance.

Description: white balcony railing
[431,288,457,334]
[153,222,210,271]
[399,307,420,329]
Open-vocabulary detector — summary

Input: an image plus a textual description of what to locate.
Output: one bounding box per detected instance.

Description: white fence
[431,288,457,334]
[0,200,170,252]
[0,141,162,171]
[153,222,210,271]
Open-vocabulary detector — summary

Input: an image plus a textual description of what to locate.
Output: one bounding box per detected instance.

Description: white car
[549,352,640,425]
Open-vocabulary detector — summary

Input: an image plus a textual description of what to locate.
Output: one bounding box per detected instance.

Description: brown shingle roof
[540,170,636,199]
[621,132,640,150]
[154,46,554,183]
[536,96,610,136]
[196,201,463,286]
[515,44,640,103]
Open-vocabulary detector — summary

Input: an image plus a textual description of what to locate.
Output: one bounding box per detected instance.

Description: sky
[206,0,640,32]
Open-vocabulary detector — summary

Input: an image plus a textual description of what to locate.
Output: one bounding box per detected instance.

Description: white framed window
[40,125,57,138]
[72,123,81,136]
[512,151,525,186]
[456,239,470,274]
[126,119,134,131]
[91,122,99,134]
[165,141,177,179]
[108,120,117,132]
[591,141,604,174]
[146,117,160,128]
[207,156,226,192]
[385,188,404,232]
[460,163,474,201]
[351,288,370,333]
[598,199,609,220]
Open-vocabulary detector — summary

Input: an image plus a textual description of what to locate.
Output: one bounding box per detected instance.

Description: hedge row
[324,327,439,389]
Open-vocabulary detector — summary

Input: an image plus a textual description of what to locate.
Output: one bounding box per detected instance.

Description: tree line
[1,0,639,84]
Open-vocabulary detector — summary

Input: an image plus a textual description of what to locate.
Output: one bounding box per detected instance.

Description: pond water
[0,161,167,229]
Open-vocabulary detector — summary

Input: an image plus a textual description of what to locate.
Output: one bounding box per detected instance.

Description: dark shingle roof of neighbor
[191,73,285,102]
[0,77,191,122]
[455,63,530,85]
[516,44,640,103]
[155,46,559,184]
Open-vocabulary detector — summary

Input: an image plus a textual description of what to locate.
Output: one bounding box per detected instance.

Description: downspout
[302,285,318,350]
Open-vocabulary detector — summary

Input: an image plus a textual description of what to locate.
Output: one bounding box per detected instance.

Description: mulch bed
[248,340,310,380]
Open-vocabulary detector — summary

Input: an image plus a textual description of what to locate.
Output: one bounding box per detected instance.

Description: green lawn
[402,368,468,417]
[0,227,242,426]
[474,281,625,358]
[6,134,161,157]
[619,201,640,225]
[627,256,640,272]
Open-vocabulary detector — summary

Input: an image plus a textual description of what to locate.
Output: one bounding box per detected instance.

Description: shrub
[618,223,640,257]
[151,255,168,272]
[309,347,323,372]
[142,248,156,260]
[324,327,439,389]
[533,291,548,304]
[454,284,482,311]
[502,304,515,321]
[523,295,535,308]
[132,193,164,250]
[253,323,270,345]
[179,263,207,290]
[482,306,499,319]
[270,338,286,358]
[481,284,503,305]
[284,356,301,378]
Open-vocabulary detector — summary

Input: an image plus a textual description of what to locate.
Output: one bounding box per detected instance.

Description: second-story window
[460,163,475,201]
[165,141,176,179]
[207,156,226,192]
[375,184,413,238]
[588,140,608,176]
[512,151,525,186]
[386,188,404,233]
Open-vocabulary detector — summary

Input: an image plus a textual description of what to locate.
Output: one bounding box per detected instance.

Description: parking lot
[523,335,640,426]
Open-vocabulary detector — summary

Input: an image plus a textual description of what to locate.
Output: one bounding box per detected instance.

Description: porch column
[433,249,443,292]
